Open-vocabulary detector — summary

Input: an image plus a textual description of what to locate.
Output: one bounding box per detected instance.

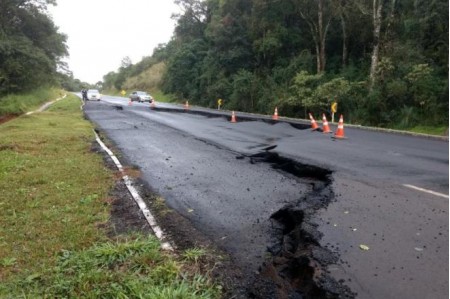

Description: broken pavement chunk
[359,244,370,251]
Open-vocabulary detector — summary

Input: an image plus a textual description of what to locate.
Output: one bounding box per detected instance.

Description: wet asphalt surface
[83,96,448,298]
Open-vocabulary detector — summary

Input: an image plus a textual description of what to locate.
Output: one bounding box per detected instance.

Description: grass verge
[408,125,448,136]
[0,94,220,298]
[0,87,64,116]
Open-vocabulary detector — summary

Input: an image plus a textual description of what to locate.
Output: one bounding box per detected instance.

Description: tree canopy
[0,0,68,95]
[105,0,448,129]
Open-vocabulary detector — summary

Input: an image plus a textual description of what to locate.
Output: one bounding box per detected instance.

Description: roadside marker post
[331,102,338,123]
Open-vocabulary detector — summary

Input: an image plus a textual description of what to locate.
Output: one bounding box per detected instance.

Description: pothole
[242,149,355,299]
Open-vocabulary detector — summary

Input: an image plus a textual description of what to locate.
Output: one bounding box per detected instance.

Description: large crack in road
[239,152,355,298]
[84,99,449,299]
[86,102,355,298]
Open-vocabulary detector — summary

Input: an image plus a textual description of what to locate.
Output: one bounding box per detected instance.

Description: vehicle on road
[129,91,153,103]
[87,89,101,101]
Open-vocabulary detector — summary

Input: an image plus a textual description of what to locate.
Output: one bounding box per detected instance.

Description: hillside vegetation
[103,0,448,132]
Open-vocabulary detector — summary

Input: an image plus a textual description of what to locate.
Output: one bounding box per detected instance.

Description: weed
[183,248,207,263]
[152,196,173,216]
[1,257,17,267]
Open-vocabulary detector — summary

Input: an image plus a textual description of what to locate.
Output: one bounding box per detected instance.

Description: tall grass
[123,61,166,92]
[0,87,63,116]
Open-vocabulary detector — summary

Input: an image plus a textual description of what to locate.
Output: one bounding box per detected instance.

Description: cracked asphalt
[83,96,448,298]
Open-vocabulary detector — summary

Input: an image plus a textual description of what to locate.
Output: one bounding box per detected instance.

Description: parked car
[129,91,153,103]
[87,89,101,101]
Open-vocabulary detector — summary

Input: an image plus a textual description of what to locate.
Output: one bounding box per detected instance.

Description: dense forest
[0,0,89,95]
[1,0,446,129]
[104,0,448,129]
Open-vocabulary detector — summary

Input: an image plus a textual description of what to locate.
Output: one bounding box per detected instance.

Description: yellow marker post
[121,90,126,97]
[331,102,338,122]
[218,98,223,110]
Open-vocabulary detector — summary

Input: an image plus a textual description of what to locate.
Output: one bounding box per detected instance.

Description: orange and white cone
[333,115,346,139]
[128,99,132,106]
[309,113,319,131]
[322,114,332,134]
[150,100,156,109]
[231,111,237,123]
[272,107,279,120]
[184,100,190,110]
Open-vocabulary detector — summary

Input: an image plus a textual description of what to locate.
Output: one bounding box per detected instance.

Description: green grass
[182,248,207,264]
[408,125,448,136]
[0,94,220,298]
[2,236,219,298]
[0,87,64,116]
[151,90,176,103]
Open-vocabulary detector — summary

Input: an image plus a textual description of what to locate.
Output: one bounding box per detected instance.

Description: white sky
[48,0,180,84]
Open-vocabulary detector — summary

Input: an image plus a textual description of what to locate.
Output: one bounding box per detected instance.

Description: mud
[0,114,18,125]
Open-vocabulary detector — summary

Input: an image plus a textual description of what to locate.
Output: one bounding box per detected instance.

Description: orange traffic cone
[150,100,156,109]
[309,113,319,131]
[231,111,237,123]
[333,115,346,139]
[128,99,132,106]
[322,114,332,134]
[184,101,189,110]
[272,107,279,120]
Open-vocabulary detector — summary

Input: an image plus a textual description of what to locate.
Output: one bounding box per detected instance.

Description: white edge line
[24,95,173,249]
[94,131,174,251]
[403,184,449,199]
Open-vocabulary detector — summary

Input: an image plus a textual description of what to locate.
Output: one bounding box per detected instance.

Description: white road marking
[94,131,174,251]
[403,184,449,199]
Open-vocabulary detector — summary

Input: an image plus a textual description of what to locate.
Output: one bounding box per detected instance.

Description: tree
[108,0,448,130]
[0,0,67,95]
[121,56,132,69]
[369,0,383,89]
[297,0,337,73]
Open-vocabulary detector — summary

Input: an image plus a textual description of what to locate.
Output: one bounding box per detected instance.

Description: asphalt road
[83,95,448,298]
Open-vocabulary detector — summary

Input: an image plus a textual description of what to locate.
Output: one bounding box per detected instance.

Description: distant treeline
[104,0,448,129]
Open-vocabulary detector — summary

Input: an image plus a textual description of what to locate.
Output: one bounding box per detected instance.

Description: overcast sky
[48,0,180,84]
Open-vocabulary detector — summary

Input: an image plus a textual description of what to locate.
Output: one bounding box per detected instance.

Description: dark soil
[0,114,18,125]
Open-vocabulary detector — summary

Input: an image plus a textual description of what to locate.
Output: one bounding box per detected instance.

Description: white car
[87,89,101,101]
[129,91,153,103]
